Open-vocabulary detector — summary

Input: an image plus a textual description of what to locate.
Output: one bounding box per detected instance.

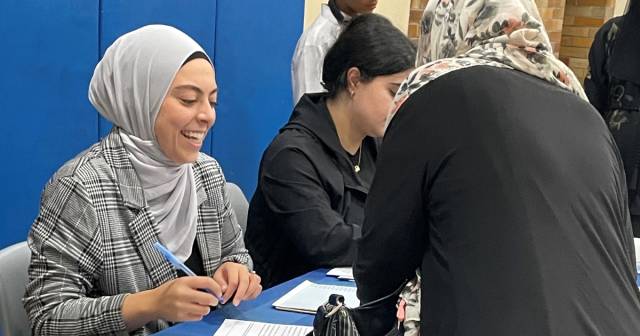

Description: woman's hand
[123,276,223,330]
[213,262,262,306]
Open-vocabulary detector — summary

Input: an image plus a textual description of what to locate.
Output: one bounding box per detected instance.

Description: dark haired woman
[246,13,416,288]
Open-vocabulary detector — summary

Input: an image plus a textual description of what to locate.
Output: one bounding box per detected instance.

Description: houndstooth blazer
[23,128,251,335]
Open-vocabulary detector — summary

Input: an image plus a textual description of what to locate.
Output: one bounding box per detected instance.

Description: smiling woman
[154,56,217,164]
[23,25,261,336]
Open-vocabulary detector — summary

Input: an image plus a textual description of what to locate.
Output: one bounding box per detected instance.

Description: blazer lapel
[102,128,176,287]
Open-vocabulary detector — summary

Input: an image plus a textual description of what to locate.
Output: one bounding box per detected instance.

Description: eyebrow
[173,84,218,96]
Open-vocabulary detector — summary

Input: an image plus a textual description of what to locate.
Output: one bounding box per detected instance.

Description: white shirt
[291,4,349,105]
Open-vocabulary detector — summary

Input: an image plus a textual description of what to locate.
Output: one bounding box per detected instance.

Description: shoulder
[595,16,623,43]
[193,153,225,190]
[37,142,110,238]
[296,15,339,50]
[47,140,116,197]
[265,128,325,163]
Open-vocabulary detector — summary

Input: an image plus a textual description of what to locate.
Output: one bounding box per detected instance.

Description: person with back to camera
[246,14,416,289]
[291,0,379,105]
[353,0,640,335]
[23,25,261,335]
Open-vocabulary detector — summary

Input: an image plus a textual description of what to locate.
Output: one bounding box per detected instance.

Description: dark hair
[183,51,210,65]
[322,13,416,98]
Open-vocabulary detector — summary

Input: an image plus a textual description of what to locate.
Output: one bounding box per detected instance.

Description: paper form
[213,319,312,336]
[272,280,359,314]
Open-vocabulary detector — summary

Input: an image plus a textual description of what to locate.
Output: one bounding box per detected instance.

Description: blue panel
[98,0,217,154]
[213,1,304,196]
[0,1,99,248]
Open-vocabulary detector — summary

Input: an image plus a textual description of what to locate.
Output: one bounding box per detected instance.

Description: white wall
[304,0,410,34]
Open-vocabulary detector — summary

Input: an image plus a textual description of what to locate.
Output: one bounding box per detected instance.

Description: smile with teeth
[181,130,205,143]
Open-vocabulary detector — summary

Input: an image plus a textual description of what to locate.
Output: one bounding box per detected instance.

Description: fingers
[232,270,250,306]
[179,303,211,321]
[222,266,239,304]
[213,268,228,294]
[245,273,263,300]
[180,276,223,305]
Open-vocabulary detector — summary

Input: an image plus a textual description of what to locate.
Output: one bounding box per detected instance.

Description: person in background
[291,0,378,105]
[246,14,415,288]
[354,0,640,335]
[23,25,261,335]
[585,0,640,236]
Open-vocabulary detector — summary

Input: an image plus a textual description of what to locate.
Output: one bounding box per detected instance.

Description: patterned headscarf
[388,0,586,125]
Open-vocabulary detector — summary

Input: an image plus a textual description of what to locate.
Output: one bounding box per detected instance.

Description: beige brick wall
[561,0,615,81]
[405,0,618,81]
[408,0,429,41]
[406,0,567,53]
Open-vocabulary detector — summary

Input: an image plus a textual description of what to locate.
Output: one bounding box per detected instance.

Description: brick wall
[560,0,615,81]
[408,0,428,42]
[406,0,566,54]
[405,0,617,82]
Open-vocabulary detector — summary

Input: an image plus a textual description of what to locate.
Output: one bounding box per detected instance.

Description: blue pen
[153,242,224,302]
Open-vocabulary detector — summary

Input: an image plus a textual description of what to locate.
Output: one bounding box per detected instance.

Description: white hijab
[88,25,212,261]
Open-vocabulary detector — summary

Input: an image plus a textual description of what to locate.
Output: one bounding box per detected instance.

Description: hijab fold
[89,25,211,261]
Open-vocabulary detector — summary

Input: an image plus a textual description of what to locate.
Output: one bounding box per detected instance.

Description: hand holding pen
[154,241,261,308]
[153,242,225,302]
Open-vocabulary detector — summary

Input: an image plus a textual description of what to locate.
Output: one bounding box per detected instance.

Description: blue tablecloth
[154,269,356,335]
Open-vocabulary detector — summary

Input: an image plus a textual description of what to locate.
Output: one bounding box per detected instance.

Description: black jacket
[586,16,640,235]
[355,66,640,335]
[246,93,377,288]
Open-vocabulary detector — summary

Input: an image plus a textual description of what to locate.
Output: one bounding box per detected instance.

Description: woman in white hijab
[24,25,261,335]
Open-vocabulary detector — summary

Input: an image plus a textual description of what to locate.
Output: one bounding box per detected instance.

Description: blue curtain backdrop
[0,0,303,249]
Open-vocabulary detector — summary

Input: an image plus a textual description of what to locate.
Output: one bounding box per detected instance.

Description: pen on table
[153,242,225,303]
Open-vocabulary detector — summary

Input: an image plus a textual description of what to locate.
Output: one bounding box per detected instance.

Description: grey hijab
[89,24,212,261]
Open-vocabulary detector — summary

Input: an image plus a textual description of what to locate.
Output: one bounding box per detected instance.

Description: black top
[586,16,640,235]
[246,93,377,288]
[354,66,640,335]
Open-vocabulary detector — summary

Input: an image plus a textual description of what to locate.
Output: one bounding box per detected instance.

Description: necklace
[353,147,362,173]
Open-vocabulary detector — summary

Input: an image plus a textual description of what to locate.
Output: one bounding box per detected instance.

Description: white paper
[272,280,359,314]
[326,267,354,280]
[213,319,312,336]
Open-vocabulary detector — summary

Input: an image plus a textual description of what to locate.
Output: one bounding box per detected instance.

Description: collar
[101,127,208,209]
[283,93,376,191]
[322,2,352,25]
[284,93,346,155]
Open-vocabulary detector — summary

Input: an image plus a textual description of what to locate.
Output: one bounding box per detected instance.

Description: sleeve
[585,22,611,117]
[291,45,326,105]
[259,147,356,266]
[354,97,429,305]
[23,176,129,336]
[213,162,253,269]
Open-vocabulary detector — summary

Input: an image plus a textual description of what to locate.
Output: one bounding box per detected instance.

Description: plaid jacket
[23,128,251,335]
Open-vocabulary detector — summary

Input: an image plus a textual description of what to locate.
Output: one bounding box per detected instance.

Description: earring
[349,90,355,98]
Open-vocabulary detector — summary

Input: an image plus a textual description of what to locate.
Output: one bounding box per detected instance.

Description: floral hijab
[388,0,587,124]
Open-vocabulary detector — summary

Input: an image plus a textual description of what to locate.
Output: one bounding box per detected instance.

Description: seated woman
[245,14,416,288]
[23,25,261,335]
[354,0,640,335]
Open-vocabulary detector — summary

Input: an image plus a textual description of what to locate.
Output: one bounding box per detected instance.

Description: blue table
[154,269,356,335]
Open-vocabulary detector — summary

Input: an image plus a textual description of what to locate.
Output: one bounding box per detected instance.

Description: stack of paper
[272,280,359,314]
[326,267,354,280]
[214,319,312,336]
